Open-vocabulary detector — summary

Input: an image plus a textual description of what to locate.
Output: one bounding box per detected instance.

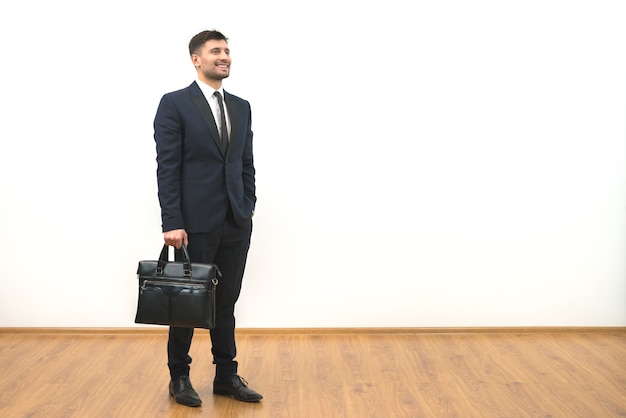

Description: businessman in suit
[153,30,262,407]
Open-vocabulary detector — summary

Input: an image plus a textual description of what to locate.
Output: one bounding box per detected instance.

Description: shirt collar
[196,79,224,99]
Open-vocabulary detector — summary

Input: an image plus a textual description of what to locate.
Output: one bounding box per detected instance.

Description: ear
[191,54,200,67]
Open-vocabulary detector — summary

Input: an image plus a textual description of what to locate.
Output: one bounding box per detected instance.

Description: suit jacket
[154,81,256,233]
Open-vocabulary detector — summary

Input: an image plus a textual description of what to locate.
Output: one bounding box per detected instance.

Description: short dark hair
[189,30,228,56]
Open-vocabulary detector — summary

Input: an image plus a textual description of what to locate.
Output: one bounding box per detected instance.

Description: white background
[0,1,624,327]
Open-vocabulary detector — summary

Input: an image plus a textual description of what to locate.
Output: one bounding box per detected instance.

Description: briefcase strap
[156,244,192,278]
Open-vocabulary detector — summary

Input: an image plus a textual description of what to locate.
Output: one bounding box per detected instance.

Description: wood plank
[0,330,624,417]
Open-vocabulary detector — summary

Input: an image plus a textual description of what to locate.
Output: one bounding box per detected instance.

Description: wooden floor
[0,328,624,417]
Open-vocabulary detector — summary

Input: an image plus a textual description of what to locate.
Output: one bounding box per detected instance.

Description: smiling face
[191,39,231,88]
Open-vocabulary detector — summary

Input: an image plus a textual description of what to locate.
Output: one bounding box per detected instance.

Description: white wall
[0,0,624,327]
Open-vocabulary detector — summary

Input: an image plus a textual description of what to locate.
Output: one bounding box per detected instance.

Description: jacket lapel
[189,82,226,156]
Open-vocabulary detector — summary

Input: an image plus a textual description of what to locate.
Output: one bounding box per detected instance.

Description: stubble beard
[206,66,230,81]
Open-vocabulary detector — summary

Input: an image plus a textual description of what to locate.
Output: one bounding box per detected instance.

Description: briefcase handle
[156,244,192,278]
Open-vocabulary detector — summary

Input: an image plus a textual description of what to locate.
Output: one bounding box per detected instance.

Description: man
[153,29,261,407]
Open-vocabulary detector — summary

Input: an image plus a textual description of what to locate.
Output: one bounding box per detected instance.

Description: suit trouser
[167,210,252,379]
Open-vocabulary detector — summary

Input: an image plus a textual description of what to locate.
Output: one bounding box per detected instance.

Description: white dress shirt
[196,79,230,139]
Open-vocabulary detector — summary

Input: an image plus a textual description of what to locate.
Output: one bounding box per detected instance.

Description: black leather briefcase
[135,244,220,329]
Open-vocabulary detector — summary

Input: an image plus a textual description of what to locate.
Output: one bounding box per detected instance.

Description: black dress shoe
[213,375,263,402]
[169,376,202,407]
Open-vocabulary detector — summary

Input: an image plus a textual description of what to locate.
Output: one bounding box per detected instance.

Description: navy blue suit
[154,81,256,378]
